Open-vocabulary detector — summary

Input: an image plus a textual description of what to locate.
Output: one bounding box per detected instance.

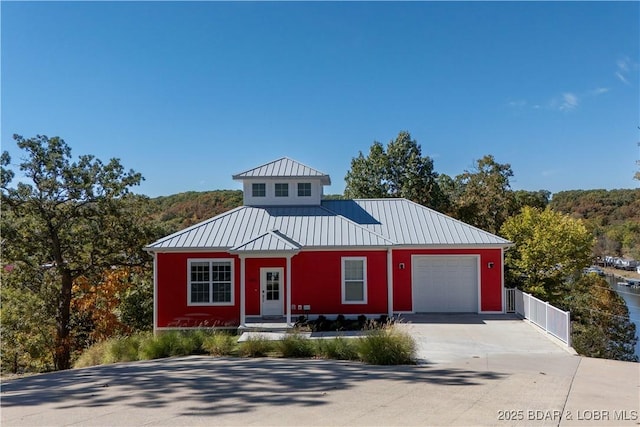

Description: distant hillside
[149,191,348,233]
[148,188,640,260]
[150,190,243,233]
[550,189,640,259]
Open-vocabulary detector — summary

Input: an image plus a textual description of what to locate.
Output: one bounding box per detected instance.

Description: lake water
[607,274,640,360]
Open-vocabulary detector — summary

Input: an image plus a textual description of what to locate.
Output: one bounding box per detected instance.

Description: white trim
[228,250,300,258]
[240,256,246,325]
[410,254,480,313]
[286,256,292,324]
[153,252,158,335]
[146,244,513,254]
[187,258,235,306]
[501,247,505,314]
[260,267,285,317]
[341,256,368,304]
[387,248,393,317]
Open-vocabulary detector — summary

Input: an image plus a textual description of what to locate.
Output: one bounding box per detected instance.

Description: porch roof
[230,230,301,253]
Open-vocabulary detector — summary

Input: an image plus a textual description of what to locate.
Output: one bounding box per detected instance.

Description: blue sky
[2,1,639,197]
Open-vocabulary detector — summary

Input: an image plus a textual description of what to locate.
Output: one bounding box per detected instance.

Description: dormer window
[298,183,311,197]
[233,158,330,206]
[252,183,266,197]
[275,183,289,197]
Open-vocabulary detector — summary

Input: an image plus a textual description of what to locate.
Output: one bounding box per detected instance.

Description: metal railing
[505,288,571,346]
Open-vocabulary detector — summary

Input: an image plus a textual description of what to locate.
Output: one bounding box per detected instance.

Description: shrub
[356,325,416,365]
[277,333,314,358]
[239,335,273,357]
[104,335,145,364]
[73,340,111,368]
[202,331,237,356]
[316,337,358,360]
[138,331,201,360]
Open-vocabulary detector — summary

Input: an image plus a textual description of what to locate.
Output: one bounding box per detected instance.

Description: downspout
[387,247,393,318]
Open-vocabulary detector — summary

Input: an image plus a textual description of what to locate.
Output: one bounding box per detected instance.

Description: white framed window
[342,257,367,304]
[297,182,311,197]
[275,183,289,197]
[188,259,234,306]
[252,183,266,197]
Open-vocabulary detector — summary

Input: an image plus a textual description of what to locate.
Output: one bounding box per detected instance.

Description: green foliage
[202,331,238,356]
[239,335,274,357]
[1,134,158,370]
[550,189,640,260]
[501,207,594,302]
[561,275,637,362]
[356,325,416,365]
[138,331,203,359]
[344,131,444,209]
[151,190,243,232]
[73,340,112,369]
[103,335,145,363]
[118,277,154,332]
[442,155,516,235]
[315,337,359,360]
[0,278,57,374]
[276,333,315,358]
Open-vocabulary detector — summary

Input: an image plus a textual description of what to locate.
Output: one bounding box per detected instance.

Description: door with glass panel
[260,268,283,317]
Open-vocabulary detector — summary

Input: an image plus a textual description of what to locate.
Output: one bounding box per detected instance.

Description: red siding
[155,247,504,328]
[290,250,388,316]
[156,252,240,328]
[392,249,503,312]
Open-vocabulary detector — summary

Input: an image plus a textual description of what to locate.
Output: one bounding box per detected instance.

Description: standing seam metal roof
[232,157,331,185]
[145,198,512,251]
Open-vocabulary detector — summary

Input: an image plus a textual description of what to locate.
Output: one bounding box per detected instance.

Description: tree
[344,131,443,209]
[562,275,637,362]
[511,190,550,213]
[446,155,515,235]
[1,134,156,370]
[500,207,594,302]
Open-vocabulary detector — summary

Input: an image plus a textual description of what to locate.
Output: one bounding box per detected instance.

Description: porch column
[240,255,246,326]
[387,248,393,317]
[286,255,292,325]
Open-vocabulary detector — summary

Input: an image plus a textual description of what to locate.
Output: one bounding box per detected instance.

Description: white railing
[505,288,571,347]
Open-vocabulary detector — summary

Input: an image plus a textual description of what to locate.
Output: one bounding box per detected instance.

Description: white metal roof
[232,157,331,185]
[230,230,301,253]
[322,199,512,246]
[145,205,394,251]
[145,198,511,252]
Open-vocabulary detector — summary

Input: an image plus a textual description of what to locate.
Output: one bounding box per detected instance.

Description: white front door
[261,268,284,317]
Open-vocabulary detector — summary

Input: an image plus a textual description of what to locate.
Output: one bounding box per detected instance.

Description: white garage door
[412,256,479,313]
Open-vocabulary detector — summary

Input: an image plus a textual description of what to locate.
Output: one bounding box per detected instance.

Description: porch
[239,316,294,332]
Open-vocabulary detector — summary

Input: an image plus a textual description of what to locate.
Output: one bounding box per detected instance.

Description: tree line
[1,132,637,373]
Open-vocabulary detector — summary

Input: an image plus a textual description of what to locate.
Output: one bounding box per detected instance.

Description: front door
[261,268,283,317]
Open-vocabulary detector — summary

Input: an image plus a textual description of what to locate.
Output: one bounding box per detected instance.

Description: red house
[144,158,512,331]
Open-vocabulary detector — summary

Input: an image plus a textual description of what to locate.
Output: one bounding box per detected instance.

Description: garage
[412,255,479,312]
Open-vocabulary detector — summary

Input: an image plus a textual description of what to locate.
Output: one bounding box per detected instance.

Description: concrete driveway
[396,313,573,365]
[2,315,638,426]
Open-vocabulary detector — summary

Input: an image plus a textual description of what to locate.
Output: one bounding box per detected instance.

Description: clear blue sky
[2,1,639,197]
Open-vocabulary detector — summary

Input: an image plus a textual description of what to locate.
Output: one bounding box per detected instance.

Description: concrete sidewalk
[2,315,638,426]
